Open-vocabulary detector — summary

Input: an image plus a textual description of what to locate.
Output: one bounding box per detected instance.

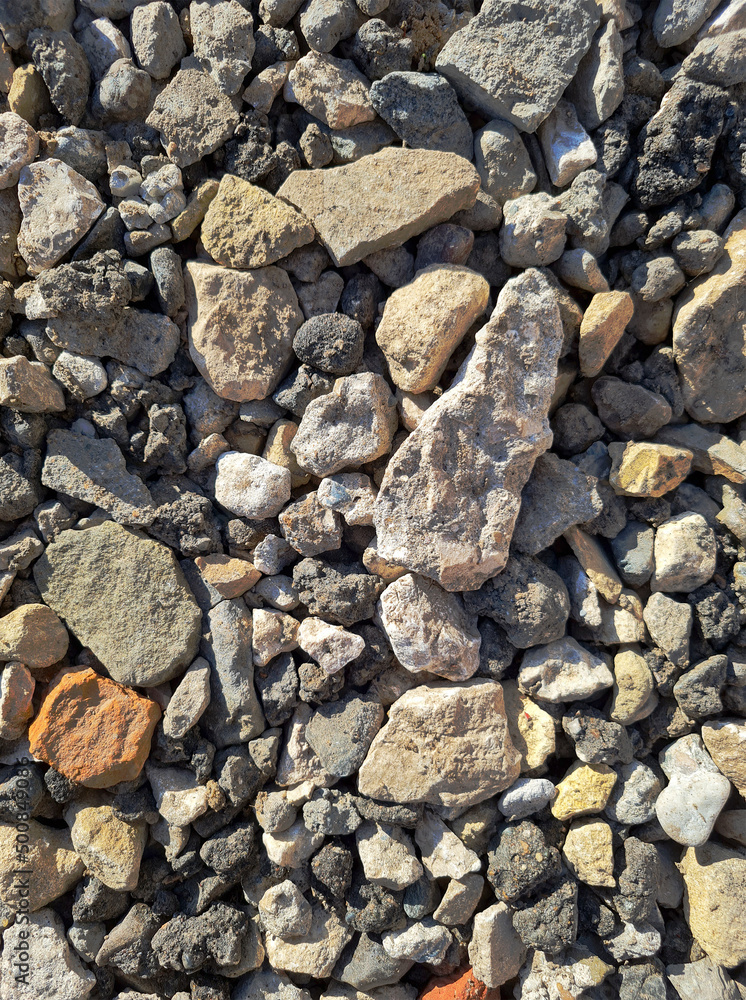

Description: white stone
[252,609,299,667]
[382,918,453,965]
[414,809,481,879]
[377,573,481,681]
[52,351,108,399]
[518,636,614,702]
[537,99,597,187]
[215,451,292,518]
[498,777,557,822]
[468,902,526,988]
[77,17,132,79]
[0,908,96,1000]
[264,904,352,978]
[651,512,717,593]
[355,821,423,890]
[147,764,210,826]
[655,735,731,846]
[297,617,365,674]
[262,818,324,867]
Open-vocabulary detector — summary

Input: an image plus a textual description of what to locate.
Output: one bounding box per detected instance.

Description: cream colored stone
[65,801,147,891]
[0,819,84,912]
[610,648,656,724]
[578,290,634,376]
[551,761,617,821]
[562,818,615,887]
[502,680,556,772]
[680,841,746,968]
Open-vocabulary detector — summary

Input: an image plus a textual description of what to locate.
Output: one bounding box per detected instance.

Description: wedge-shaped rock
[357,679,520,809]
[0,820,84,913]
[33,521,202,687]
[42,429,155,526]
[673,210,746,423]
[277,148,480,267]
[185,260,304,401]
[373,268,563,592]
[435,0,600,131]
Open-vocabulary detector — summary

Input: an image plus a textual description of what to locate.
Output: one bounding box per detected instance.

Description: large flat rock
[373,268,564,592]
[276,147,480,267]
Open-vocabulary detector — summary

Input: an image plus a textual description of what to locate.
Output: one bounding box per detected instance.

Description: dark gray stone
[370,71,473,159]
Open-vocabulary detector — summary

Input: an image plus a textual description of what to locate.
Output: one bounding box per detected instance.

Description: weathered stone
[34,521,201,686]
[375,264,489,393]
[356,820,422,889]
[701,718,746,795]
[131,1,186,79]
[191,0,255,95]
[382,918,453,965]
[297,617,364,675]
[551,761,617,821]
[277,148,480,267]
[673,211,746,424]
[610,649,657,724]
[468,902,526,989]
[259,880,312,939]
[499,194,567,268]
[680,842,746,968]
[374,268,563,592]
[653,0,721,49]
[17,158,104,274]
[415,809,481,879]
[0,603,68,670]
[518,636,614,703]
[162,657,211,739]
[435,0,599,130]
[146,65,240,167]
[537,99,597,187]
[562,818,615,887]
[0,662,34,740]
[578,289,634,376]
[369,71,472,159]
[265,905,353,978]
[306,691,383,776]
[215,452,292,518]
[652,512,717,592]
[65,801,146,891]
[185,261,303,402]
[27,28,89,125]
[0,908,95,999]
[0,819,84,913]
[357,679,520,809]
[201,174,314,269]
[285,51,374,128]
[564,524,622,604]
[147,764,209,825]
[377,573,481,681]
[502,680,556,772]
[0,355,66,414]
[608,441,693,497]
[29,668,160,787]
[565,19,624,130]
[0,111,39,189]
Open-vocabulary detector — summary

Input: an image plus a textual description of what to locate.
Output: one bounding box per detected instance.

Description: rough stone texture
[0,355,66,412]
[297,617,364,674]
[27,28,90,125]
[578,289,634,376]
[473,119,536,204]
[369,71,473,159]
[285,51,375,128]
[551,761,617,821]
[375,264,489,393]
[146,65,240,167]
[0,819,84,913]
[435,0,600,130]
[0,111,39,189]
[651,512,717,592]
[608,441,693,497]
[377,573,481,681]
[357,679,520,809]
[701,718,746,795]
[28,667,160,787]
[185,260,304,402]
[502,681,557,771]
[215,452,292,518]
[680,842,746,968]
[33,521,201,686]
[191,0,255,95]
[65,801,146,891]
[672,212,746,424]
[468,902,526,988]
[653,0,721,47]
[537,99,597,187]
[518,636,614,702]
[0,909,96,999]
[277,148,480,266]
[41,430,156,526]
[131,1,186,78]
[374,269,563,592]
[265,905,353,978]
[0,603,69,669]
[201,174,314,269]
[17,158,104,273]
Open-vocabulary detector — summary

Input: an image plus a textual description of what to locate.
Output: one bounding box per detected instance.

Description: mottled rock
[518,636,614,702]
[0,112,39,189]
[0,909,95,999]
[65,801,146,891]
[537,99,597,187]
[369,71,472,158]
[551,761,617,821]
[28,28,89,125]
[358,679,520,809]
[651,512,716,592]
[0,603,68,669]
[215,452,292,518]
[191,0,255,95]
[29,668,160,787]
[285,51,374,128]
[356,820,422,889]
[499,194,567,268]
[131,1,186,79]
[679,842,746,968]
[277,147,479,267]
[0,356,64,413]
[643,591,692,667]
[265,905,353,977]
[608,441,693,497]
[33,521,201,686]
[374,268,563,592]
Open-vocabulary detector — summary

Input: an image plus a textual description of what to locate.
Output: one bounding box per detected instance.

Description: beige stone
[194,553,261,599]
[578,290,634,376]
[608,441,693,497]
[680,842,746,968]
[284,51,375,129]
[201,174,315,269]
[656,423,746,484]
[673,210,746,423]
[610,648,656,724]
[468,902,526,989]
[0,603,69,670]
[562,818,615,887]
[65,801,147,891]
[0,819,84,912]
[0,187,22,279]
[170,178,219,242]
[701,718,746,795]
[375,264,490,393]
[243,60,293,114]
[185,260,304,402]
[263,418,310,487]
[264,904,353,978]
[358,679,520,809]
[277,147,480,267]
[0,111,39,189]
[501,680,556,772]
[0,662,34,740]
[551,761,617,821]
[564,524,622,604]
[7,65,53,129]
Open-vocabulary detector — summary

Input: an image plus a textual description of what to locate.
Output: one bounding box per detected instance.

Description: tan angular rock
[29,667,161,787]
[0,819,84,912]
[194,554,261,599]
[201,174,314,269]
[377,573,481,681]
[17,158,104,274]
[0,662,35,740]
[701,718,746,795]
[578,290,634,376]
[562,818,615,887]
[0,112,39,190]
[185,260,304,401]
[610,648,657,724]
[680,842,746,968]
[673,210,746,423]
[564,524,622,604]
[551,761,617,821]
[375,264,490,393]
[501,680,556,772]
[656,423,746,484]
[374,268,563,592]
[170,177,219,242]
[297,617,364,674]
[65,801,147,891]
[0,603,69,670]
[252,608,299,667]
[263,419,310,488]
[277,147,480,267]
[608,441,693,497]
[468,901,526,989]
[357,679,520,809]
[264,904,353,978]
[284,51,375,128]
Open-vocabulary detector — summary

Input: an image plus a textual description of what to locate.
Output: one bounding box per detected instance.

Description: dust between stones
[0,1,745,999]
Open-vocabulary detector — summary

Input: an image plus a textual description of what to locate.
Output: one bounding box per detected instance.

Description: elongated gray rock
[373,268,564,592]
[276,148,480,266]
[435,0,600,131]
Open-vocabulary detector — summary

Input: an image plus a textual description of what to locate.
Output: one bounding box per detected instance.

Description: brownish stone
[29,667,161,788]
[194,553,261,599]
[0,603,69,670]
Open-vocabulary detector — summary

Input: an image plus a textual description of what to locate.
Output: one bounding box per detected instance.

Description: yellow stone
[66,802,147,891]
[194,553,261,599]
[551,761,617,821]
[564,524,622,604]
[562,818,615,887]
[610,648,656,725]
[170,178,219,242]
[502,680,556,773]
[680,842,746,968]
[263,418,310,487]
[608,441,693,497]
[8,65,53,129]
[0,819,83,912]
[578,290,634,377]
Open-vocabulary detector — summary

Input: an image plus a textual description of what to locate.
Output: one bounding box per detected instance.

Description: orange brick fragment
[29,667,161,787]
[420,966,500,1000]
